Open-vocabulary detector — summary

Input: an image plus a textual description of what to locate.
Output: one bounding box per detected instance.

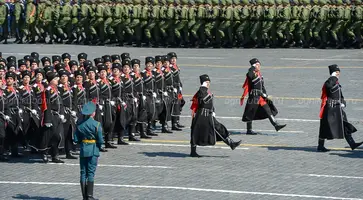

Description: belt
[82,139,96,144]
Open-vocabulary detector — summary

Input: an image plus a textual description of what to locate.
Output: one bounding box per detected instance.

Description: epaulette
[152,69,157,71]
[19,85,24,89]
[70,74,74,77]
[109,76,114,80]
[59,84,63,87]
[130,72,135,76]
[73,85,77,88]
[142,70,146,73]
[33,83,38,88]
[121,74,125,77]
[97,79,101,82]
[46,86,52,91]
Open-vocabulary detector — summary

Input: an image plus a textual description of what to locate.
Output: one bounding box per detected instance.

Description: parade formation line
[298,174,363,180]
[46,163,175,169]
[0,181,361,200]
[128,142,250,150]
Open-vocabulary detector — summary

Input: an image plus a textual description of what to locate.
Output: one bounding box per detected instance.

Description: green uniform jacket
[74,117,104,158]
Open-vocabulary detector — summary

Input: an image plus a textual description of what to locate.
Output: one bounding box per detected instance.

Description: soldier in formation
[0,51,185,162]
[1,0,363,48]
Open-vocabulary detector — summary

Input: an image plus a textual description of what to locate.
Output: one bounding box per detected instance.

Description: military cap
[112,63,122,70]
[31,58,40,64]
[43,65,54,74]
[98,64,108,72]
[52,55,62,63]
[5,71,16,80]
[102,55,112,63]
[18,59,27,67]
[94,58,104,66]
[62,53,71,61]
[249,58,260,66]
[155,55,163,63]
[145,57,155,64]
[23,55,32,61]
[121,53,130,60]
[199,74,211,84]
[55,63,66,71]
[0,64,5,71]
[58,69,71,77]
[131,59,141,67]
[46,71,59,83]
[122,59,131,67]
[78,53,88,60]
[41,57,51,66]
[167,52,177,59]
[31,52,39,59]
[111,55,121,62]
[329,64,340,75]
[81,102,97,115]
[7,62,16,70]
[7,56,16,64]
[34,68,45,77]
[0,58,6,64]
[69,60,78,67]
[21,70,32,78]
[74,70,86,78]
[86,66,98,74]
[83,60,93,68]
[162,55,171,63]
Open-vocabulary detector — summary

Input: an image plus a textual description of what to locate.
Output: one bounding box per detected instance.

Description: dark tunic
[141,69,157,121]
[97,78,113,133]
[319,76,357,139]
[161,66,173,121]
[170,63,184,116]
[72,84,87,121]
[0,89,5,139]
[190,86,229,146]
[18,84,40,136]
[58,83,76,144]
[3,86,22,136]
[83,79,102,122]
[152,68,166,119]
[131,71,147,124]
[109,75,125,131]
[241,67,278,122]
[120,73,137,126]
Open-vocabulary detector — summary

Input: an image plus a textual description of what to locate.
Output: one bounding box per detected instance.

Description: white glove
[19,109,23,114]
[71,111,77,117]
[179,87,182,92]
[212,112,216,117]
[4,115,10,121]
[173,88,177,93]
[202,82,208,87]
[262,93,268,98]
[110,101,115,106]
[153,92,157,98]
[134,98,138,103]
[45,123,52,127]
[331,72,338,77]
[59,115,65,121]
[341,104,345,108]
[31,110,37,115]
[163,92,168,96]
[142,95,146,101]
[121,102,126,106]
[99,105,103,110]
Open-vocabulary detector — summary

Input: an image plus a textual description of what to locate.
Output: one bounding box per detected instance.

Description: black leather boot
[80,182,87,200]
[190,145,201,157]
[139,123,152,139]
[105,142,117,149]
[86,181,98,200]
[225,138,242,150]
[246,122,258,135]
[66,152,77,159]
[268,115,286,132]
[117,130,129,145]
[345,134,363,150]
[172,118,182,131]
[51,156,64,163]
[317,139,330,152]
[147,123,158,136]
[129,125,140,141]
[162,123,173,133]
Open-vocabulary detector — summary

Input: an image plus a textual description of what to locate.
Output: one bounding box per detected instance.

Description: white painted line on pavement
[302,174,363,180]
[46,163,174,169]
[128,142,249,150]
[0,181,361,200]
[180,115,320,122]
[227,129,304,133]
[281,58,363,62]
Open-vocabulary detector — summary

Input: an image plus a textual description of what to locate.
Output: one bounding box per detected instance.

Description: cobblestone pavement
[0,45,362,200]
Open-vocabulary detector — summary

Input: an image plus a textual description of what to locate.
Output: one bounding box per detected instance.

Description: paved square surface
[0,45,363,200]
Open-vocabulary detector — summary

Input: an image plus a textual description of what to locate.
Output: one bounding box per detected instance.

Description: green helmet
[291,0,298,4]
[181,0,188,4]
[282,0,289,5]
[134,0,141,4]
[220,0,226,6]
[256,0,263,4]
[0,0,5,4]
[241,0,249,4]
[152,0,158,4]
[275,0,282,4]
[166,0,174,4]
[336,0,342,5]
[205,0,212,4]
[175,0,181,4]
[262,0,268,4]
[212,0,219,5]
[319,0,326,4]
[268,0,275,5]
[355,0,361,4]
[45,0,52,5]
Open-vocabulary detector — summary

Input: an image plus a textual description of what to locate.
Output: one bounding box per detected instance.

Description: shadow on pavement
[229,131,278,136]
[267,146,323,152]
[13,194,66,200]
[329,151,363,159]
[140,152,229,158]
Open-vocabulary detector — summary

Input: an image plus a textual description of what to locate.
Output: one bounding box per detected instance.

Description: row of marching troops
[0,51,185,163]
[1,0,363,49]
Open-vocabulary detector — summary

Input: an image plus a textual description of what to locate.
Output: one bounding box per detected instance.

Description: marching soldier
[141,57,159,136]
[58,69,78,159]
[0,79,7,161]
[131,59,153,139]
[74,101,104,200]
[120,60,141,141]
[240,58,286,134]
[97,64,117,148]
[318,65,363,152]
[190,74,241,157]
[3,71,23,159]
[168,52,185,130]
